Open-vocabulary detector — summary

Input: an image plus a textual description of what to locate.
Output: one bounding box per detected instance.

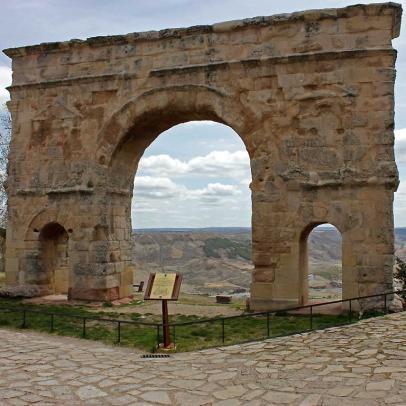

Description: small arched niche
[300,223,342,305]
[39,222,70,294]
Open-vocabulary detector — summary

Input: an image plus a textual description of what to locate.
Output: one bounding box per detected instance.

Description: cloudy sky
[0,0,405,228]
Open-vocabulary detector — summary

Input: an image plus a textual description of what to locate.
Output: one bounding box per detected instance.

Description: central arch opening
[126,119,253,311]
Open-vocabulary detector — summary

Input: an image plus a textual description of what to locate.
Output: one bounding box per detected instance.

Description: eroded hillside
[132,227,347,296]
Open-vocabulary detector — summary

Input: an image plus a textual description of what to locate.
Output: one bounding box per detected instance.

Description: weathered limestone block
[2,3,402,309]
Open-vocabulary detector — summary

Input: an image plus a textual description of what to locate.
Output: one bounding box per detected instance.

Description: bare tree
[0,105,10,273]
[0,106,10,228]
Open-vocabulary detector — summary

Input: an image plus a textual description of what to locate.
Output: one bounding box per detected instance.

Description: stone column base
[248,298,301,312]
[68,286,124,301]
[249,282,301,311]
[0,284,52,298]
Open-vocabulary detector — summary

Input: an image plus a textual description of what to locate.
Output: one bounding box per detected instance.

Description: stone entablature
[2,3,402,309]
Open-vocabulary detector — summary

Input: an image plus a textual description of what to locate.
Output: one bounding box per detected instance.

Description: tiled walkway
[1,313,406,405]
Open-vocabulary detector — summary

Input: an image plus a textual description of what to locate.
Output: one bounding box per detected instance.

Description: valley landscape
[1,227,405,303]
[132,227,405,301]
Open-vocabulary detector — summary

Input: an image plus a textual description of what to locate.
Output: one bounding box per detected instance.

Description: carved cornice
[3,3,401,58]
[6,48,396,92]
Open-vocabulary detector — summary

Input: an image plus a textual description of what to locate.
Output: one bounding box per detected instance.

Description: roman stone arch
[2,3,402,309]
[96,85,254,167]
[96,85,255,193]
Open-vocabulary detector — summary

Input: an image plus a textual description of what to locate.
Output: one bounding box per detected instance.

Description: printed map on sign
[149,273,177,299]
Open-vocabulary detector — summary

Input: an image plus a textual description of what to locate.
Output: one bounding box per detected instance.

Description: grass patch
[171,312,353,351]
[0,297,382,352]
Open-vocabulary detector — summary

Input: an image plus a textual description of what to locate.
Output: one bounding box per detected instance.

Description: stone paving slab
[1,313,406,405]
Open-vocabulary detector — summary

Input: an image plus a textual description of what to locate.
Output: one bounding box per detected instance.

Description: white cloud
[139,150,250,179]
[395,128,406,164]
[0,66,12,105]
[240,178,251,186]
[134,176,181,199]
[134,176,241,206]
[128,146,245,227]
[132,206,160,213]
[188,183,241,205]
[139,155,188,176]
[188,150,249,177]
[395,181,406,202]
[394,180,406,225]
[179,121,219,128]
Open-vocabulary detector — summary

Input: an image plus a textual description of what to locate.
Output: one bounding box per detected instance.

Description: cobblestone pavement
[1,313,406,405]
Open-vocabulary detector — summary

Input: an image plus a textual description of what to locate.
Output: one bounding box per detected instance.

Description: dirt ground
[120,300,243,317]
[21,292,345,317]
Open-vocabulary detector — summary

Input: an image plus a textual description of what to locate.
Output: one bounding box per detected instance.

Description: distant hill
[395,228,406,259]
[132,231,252,294]
[132,227,406,296]
[395,228,406,243]
[134,227,251,234]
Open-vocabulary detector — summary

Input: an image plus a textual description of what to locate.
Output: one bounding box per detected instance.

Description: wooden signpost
[144,272,182,349]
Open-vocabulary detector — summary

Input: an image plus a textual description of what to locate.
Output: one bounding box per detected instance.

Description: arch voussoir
[96,85,253,167]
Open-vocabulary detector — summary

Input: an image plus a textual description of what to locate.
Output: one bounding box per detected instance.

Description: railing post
[349,300,352,323]
[310,306,313,330]
[221,319,225,344]
[22,310,26,329]
[82,318,86,338]
[50,314,54,332]
[266,312,270,338]
[117,321,121,344]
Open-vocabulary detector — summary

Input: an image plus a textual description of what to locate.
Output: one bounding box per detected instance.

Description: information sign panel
[150,273,176,299]
[144,272,182,301]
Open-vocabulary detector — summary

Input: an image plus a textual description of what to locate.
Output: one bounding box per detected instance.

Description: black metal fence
[0,289,404,351]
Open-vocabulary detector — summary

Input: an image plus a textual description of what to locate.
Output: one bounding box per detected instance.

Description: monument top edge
[3,2,402,58]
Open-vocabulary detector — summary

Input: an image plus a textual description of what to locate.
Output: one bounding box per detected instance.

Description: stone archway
[96,85,254,168]
[2,3,402,309]
[93,86,255,302]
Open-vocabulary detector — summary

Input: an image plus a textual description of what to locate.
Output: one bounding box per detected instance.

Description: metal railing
[0,289,404,351]
[0,306,159,344]
[166,289,406,347]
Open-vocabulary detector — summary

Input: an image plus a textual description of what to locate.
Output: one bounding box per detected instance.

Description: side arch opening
[300,223,342,309]
[39,222,70,294]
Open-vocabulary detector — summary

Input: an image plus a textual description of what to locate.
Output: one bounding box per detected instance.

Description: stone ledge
[2,3,402,58]
[150,48,396,77]
[6,48,396,91]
